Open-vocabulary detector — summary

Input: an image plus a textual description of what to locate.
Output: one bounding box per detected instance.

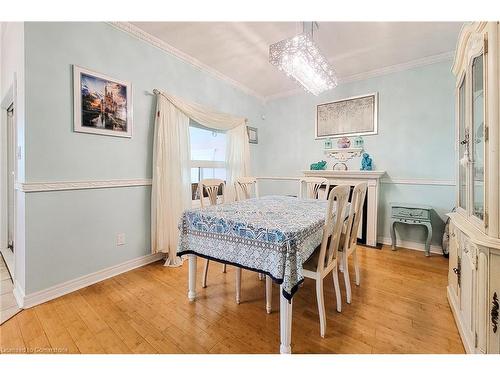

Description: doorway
[0,98,20,323]
[1,103,15,276]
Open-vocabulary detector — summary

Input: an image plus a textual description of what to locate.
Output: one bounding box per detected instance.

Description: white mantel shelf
[302,170,386,247]
[303,170,386,179]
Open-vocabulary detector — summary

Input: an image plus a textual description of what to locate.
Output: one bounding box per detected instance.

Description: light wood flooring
[0,245,465,354]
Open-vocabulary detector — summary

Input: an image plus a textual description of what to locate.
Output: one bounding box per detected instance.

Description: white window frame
[189,124,227,206]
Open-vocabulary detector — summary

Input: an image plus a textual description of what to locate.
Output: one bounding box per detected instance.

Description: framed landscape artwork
[315,92,378,139]
[73,65,133,138]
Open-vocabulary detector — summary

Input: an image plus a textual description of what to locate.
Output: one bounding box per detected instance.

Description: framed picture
[247,126,258,144]
[315,92,378,139]
[73,65,132,138]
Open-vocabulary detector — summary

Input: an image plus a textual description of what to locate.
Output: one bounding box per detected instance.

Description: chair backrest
[316,185,350,272]
[234,177,259,201]
[343,182,368,252]
[198,179,225,208]
[299,177,330,200]
[235,177,258,201]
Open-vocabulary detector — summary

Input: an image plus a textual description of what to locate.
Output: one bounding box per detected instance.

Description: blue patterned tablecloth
[177,195,337,300]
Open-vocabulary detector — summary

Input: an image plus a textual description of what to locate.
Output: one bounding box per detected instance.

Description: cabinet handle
[453,267,459,275]
[492,292,499,334]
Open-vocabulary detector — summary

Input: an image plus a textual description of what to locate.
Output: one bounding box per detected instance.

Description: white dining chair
[339,182,368,304]
[299,177,330,200]
[266,185,350,337]
[198,179,229,287]
[235,177,259,201]
[234,177,266,295]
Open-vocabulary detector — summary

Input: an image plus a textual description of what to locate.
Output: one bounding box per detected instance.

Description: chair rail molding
[381,177,455,186]
[16,178,153,193]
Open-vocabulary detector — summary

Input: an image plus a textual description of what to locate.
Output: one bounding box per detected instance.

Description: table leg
[279,286,292,354]
[390,220,397,250]
[188,255,197,301]
[235,267,241,304]
[424,222,432,257]
[266,275,272,314]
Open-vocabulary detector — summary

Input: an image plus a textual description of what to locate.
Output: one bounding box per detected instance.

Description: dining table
[177,195,342,354]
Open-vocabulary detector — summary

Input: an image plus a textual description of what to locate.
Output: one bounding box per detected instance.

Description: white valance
[159,91,247,130]
[151,90,251,266]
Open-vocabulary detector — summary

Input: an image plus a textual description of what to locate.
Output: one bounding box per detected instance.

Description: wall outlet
[116,233,126,246]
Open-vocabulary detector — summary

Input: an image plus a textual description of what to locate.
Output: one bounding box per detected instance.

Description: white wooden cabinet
[448,218,500,353]
[448,22,500,354]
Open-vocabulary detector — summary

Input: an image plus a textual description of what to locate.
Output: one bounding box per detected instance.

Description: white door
[2,104,15,274]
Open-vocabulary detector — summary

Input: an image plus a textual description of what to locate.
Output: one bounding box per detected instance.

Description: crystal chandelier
[269,22,337,96]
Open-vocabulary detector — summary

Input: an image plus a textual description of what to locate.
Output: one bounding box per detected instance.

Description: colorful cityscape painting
[74,66,132,137]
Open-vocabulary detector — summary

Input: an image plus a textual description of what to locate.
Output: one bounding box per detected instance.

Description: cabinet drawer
[391,206,430,220]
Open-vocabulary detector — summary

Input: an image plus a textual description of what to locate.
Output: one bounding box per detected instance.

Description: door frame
[0,82,17,279]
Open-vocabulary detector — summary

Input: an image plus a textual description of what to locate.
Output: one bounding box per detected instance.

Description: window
[190,123,226,200]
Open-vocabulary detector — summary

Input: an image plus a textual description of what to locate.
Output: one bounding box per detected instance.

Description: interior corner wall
[256,60,456,249]
[1,22,26,294]
[22,22,264,295]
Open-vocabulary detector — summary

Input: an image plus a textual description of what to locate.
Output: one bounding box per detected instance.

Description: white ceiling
[131,22,463,99]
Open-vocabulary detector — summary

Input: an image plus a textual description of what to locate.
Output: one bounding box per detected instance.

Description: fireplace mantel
[303,170,386,247]
[302,170,386,180]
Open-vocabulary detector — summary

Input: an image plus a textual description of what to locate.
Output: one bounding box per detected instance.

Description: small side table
[390,202,433,256]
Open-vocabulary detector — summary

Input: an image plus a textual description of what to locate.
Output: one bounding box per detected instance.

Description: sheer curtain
[151,91,251,266]
[151,95,192,266]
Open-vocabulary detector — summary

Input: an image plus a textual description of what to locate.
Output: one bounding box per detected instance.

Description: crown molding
[264,50,456,102]
[264,51,455,102]
[16,178,152,192]
[340,50,455,84]
[108,22,265,102]
[109,22,455,104]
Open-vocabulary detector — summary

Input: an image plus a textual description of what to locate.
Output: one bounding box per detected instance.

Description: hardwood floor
[0,245,465,354]
[0,254,20,325]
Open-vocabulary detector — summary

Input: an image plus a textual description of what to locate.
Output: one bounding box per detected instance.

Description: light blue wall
[22,22,455,294]
[23,22,264,294]
[257,61,456,247]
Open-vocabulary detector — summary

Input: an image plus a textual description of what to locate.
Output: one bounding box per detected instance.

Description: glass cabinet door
[471,54,485,221]
[458,77,467,210]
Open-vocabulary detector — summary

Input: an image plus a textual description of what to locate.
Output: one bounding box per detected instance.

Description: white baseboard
[15,252,164,309]
[377,236,443,255]
[12,280,25,309]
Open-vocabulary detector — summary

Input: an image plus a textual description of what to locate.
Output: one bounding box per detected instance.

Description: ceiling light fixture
[269,22,337,96]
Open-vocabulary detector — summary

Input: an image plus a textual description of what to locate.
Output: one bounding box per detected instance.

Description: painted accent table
[390,202,433,256]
